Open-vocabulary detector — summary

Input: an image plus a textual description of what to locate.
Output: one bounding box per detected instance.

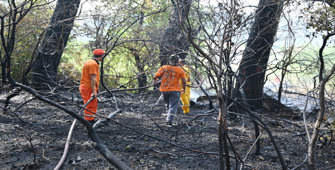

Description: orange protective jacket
[154,65,186,92]
[79,59,100,121]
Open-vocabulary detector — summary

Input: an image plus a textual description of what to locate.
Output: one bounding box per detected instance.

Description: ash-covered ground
[0,89,334,170]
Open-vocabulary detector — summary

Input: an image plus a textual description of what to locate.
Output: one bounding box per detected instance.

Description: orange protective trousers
[79,85,97,121]
[180,83,191,113]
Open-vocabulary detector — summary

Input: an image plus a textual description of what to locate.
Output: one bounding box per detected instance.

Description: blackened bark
[237,0,284,109]
[131,10,147,91]
[137,73,147,90]
[132,48,147,92]
[308,32,335,170]
[159,0,192,65]
[1,57,6,84]
[32,0,80,90]
[4,88,21,112]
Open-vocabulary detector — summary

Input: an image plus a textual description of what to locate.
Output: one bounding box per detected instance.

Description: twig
[290,154,307,170]
[14,125,37,164]
[104,116,220,156]
[293,132,307,138]
[0,105,28,124]
[42,149,50,161]
[240,133,263,170]
[93,109,122,128]
[54,119,77,170]
[154,93,163,106]
[283,89,335,108]
[55,93,122,169]
[224,94,287,169]
[4,88,21,112]
[303,91,312,142]
[13,97,36,112]
[145,113,165,131]
[325,165,335,170]
[54,96,95,170]
[13,82,130,169]
[152,149,178,157]
[175,109,216,134]
[277,118,302,128]
[226,130,244,167]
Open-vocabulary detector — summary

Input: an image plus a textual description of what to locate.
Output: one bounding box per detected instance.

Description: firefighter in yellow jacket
[178,58,191,114]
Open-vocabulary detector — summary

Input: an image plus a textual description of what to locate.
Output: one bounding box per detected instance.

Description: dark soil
[0,89,334,170]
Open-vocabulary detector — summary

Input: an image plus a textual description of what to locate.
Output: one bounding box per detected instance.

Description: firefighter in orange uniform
[79,49,105,124]
[153,55,186,126]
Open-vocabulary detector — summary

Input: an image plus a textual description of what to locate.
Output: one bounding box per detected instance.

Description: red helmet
[93,49,105,56]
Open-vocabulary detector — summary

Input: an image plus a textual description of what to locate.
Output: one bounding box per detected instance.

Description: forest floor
[0,87,334,170]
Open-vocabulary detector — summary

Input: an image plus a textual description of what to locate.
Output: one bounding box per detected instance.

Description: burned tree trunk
[130,47,147,92]
[308,32,335,170]
[31,0,80,90]
[159,0,192,65]
[131,10,147,91]
[1,55,6,84]
[237,0,284,109]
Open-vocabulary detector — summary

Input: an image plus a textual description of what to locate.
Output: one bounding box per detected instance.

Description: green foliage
[0,1,53,82]
[60,0,210,89]
[2,0,208,89]
[322,110,335,142]
[59,42,89,81]
[71,0,171,88]
[302,1,335,36]
[307,7,335,32]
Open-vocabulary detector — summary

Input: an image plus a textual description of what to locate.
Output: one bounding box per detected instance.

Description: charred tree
[308,32,335,170]
[237,0,284,109]
[1,51,6,84]
[31,0,80,90]
[130,10,147,91]
[129,47,147,92]
[159,0,192,65]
